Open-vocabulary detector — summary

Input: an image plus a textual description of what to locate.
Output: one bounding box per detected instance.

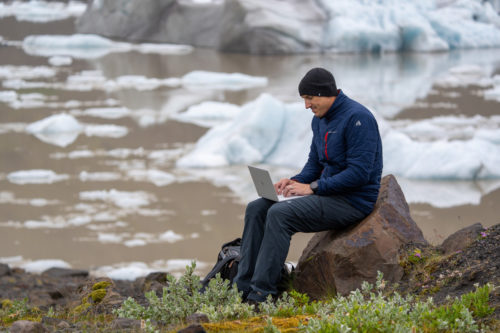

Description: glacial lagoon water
[1,13,499,279]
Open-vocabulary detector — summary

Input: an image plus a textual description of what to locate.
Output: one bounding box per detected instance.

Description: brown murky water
[0,15,499,277]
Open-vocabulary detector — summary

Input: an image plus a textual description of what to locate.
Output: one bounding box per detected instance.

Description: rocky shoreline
[1,222,498,332]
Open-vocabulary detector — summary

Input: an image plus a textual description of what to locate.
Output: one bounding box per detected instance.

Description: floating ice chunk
[76,107,131,119]
[434,64,493,88]
[383,130,500,179]
[22,34,194,59]
[127,169,176,187]
[48,56,73,66]
[84,124,128,138]
[0,0,86,22]
[0,65,57,79]
[159,230,184,243]
[398,178,500,208]
[172,101,242,127]
[94,262,152,281]
[177,93,311,168]
[115,75,181,91]
[23,34,132,59]
[124,239,147,247]
[98,233,123,243]
[135,43,193,55]
[7,169,69,185]
[79,189,155,208]
[79,171,121,182]
[24,220,65,229]
[483,76,500,102]
[26,113,83,147]
[22,259,71,273]
[182,71,268,91]
[0,91,17,103]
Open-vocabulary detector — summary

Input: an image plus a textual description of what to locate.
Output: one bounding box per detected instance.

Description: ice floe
[126,169,176,187]
[22,34,193,59]
[22,259,71,273]
[25,113,128,146]
[0,0,86,22]
[48,56,73,66]
[7,169,69,185]
[0,65,57,80]
[319,0,500,53]
[172,101,242,127]
[79,189,155,209]
[91,259,209,280]
[177,94,311,168]
[176,93,500,181]
[26,113,83,147]
[0,191,59,206]
[182,71,268,91]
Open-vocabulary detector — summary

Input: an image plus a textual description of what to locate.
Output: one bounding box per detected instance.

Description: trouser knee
[265,204,295,235]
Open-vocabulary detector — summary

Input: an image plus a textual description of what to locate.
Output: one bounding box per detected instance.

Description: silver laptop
[248,165,305,202]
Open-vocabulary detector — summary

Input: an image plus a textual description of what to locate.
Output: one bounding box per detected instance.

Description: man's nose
[305,101,311,109]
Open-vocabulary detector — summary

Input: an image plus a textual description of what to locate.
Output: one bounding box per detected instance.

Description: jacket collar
[323,89,346,121]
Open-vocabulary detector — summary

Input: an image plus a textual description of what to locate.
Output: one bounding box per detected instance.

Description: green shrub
[114,261,253,325]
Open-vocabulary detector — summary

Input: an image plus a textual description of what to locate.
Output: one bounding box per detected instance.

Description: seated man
[234,67,383,304]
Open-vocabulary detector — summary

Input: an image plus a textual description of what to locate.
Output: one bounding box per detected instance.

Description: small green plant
[114,261,253,326]
[0,298,40,325]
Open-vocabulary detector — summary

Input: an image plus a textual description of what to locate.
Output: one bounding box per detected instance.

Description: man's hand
[275,178,296,195]
[277,180,314,197]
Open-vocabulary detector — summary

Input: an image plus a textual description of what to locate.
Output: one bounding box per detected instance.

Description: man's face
[301,95,336,118]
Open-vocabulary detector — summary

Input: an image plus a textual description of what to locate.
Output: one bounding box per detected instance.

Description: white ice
[91,259,209,280]
[26,113,83,147]
[172,101,242,127]
[7,169,69,185]
[48,56,73,66]
[0,0,86,23]
[126,169,176,187]
[319,0,500,53]
[22,259,71,273]
[177,94,311,168]
[79,189,155,208]
[177,92,500,182]
[159,230,184,243]
[22,34,194,59]
[25,113,129,146]
[182,71,268,91]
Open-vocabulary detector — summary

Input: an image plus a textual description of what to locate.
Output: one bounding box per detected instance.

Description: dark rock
[56,321,70,329]
[41,316,66,326]
[111,318,142,330]
[440,223,484,255]
[186,313,209,324]
[76,0,325,54]
[9,320,48,333]
[41,267,88,279]
[294,174,428,299]
[0,263,10,276]
[134,271,169,295]
[177,324,207,333]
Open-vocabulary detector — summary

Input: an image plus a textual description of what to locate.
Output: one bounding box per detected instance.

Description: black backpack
[200,238,294,292]
[200,238,242,291]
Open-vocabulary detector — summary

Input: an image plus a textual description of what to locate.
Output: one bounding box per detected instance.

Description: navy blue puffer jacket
[291,90,383,216]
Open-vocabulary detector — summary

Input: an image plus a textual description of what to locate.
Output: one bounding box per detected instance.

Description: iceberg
[182,71,268,91]
[76,0,500,54]
[176,93,500,181]
[177,94,312,168]
[0,0,86,23]
[22,34,193,59]
[26,113,83,147]
[7,169,69,185]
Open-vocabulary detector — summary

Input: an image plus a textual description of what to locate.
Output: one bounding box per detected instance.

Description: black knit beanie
[298,67,338,97]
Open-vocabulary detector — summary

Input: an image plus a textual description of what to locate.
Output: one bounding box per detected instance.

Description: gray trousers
[234,195,365,302]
